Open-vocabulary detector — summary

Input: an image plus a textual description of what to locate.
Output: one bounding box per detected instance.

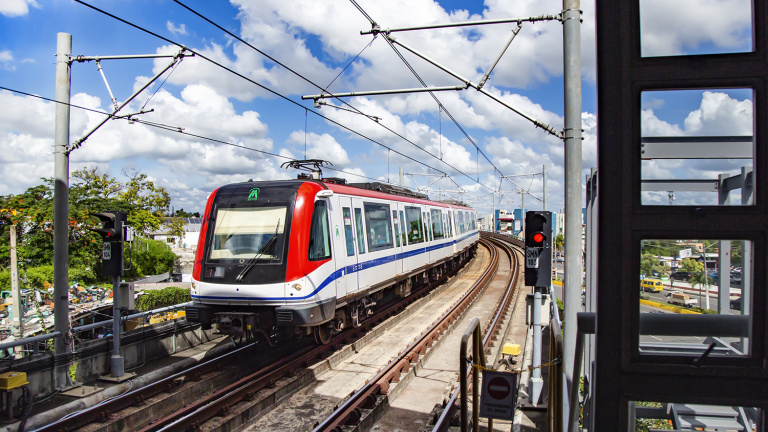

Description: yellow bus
[641,278,664,292]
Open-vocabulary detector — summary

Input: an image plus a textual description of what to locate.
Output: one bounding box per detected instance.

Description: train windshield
[208,206,288,263]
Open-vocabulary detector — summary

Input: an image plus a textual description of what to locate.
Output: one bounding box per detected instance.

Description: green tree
[167,218,186,244]
[119,169,171,236]
[680,257,704,273]
[0,168,179,290]
[555,233,564,254]
[640,253,670,279]
[172,209,200,218]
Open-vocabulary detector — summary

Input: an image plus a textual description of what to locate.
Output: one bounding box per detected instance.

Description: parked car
[708,271,742,286]
[730,297,742,310]
[708,271,719,284]
[556,257,564,263]
[670,271,692,281]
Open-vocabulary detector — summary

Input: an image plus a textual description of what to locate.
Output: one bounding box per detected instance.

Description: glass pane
[405,206,424,244]
[639,0,753,57]
[640,89,754,206]
[392,210,400,247]
[630,400,760,431]
[431,209,443,239]
[364,203,393,251]
[343,207,355,256]
[355,208,366,254]
[210,206,287,261]
[399,210,407,246]
[638,239,752,358]
[308,201,331,261]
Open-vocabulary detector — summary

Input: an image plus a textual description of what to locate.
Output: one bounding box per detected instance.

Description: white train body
[186,179,478,341]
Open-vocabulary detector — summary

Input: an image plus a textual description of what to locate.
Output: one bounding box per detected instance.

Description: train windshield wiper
[235,219,280,283]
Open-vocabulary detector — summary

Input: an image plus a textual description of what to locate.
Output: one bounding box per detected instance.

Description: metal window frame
[594,0,768,429]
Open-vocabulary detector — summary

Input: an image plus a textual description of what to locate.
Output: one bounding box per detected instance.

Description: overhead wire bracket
[66,48,193,154]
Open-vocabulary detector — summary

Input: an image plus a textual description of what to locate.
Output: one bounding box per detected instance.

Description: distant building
[149,217,202,250]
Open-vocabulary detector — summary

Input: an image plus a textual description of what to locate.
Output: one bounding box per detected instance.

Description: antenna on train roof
[281,159,332,180]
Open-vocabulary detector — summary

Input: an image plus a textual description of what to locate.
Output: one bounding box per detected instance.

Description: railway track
[33,244,481,432]
[312,238,512,432]
[32,235,523,432]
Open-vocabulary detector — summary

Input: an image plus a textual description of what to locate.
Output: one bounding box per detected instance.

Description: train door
[338,197,359,298]
[392,204,403,275]
[351,197,367,291]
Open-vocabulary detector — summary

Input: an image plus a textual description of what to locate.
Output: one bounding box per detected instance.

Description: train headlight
[293,283,302,291]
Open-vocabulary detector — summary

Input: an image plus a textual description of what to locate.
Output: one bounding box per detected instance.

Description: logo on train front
[247,188,260,201]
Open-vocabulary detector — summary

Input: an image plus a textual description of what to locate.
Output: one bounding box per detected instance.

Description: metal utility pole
[10,225,22,337]
[53,32,72,388]
[399,166,404,186]
[562,1,583,429]
[543,164,548,211]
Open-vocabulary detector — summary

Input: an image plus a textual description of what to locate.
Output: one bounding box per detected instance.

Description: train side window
[457,211,464,234]
[308,201,331,261]
[399,210,407,245]
[364,203,394,251]
[405,206,424,244]
[342,207,355,257]
[431,209,444,239]
[392,210,400,247]
[447,211,453,237]
[355,208,366,254]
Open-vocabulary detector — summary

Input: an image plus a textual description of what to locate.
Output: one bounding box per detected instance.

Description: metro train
[186,175,479,344]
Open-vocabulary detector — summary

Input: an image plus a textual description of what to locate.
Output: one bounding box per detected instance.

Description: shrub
[135,286,191,311]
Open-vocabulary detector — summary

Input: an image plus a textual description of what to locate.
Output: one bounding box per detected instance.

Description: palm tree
[689,270,714,310]
[555,233,564,255]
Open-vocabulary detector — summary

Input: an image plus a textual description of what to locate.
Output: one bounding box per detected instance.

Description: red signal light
[532,232,545,244]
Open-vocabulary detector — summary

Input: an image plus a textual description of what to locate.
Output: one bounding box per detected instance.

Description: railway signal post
[91,211,132,380]
[524,211,552,405]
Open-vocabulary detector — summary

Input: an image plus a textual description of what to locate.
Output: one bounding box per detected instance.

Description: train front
[186,180,334,340]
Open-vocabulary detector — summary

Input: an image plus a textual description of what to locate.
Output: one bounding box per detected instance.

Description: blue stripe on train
[192,232,478,302]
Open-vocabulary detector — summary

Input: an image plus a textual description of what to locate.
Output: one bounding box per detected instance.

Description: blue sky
[0,0,755,215]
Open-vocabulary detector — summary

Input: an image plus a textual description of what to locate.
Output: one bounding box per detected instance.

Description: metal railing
[0,302,192,357]
[460,317,487,432]
[548,303,564,432]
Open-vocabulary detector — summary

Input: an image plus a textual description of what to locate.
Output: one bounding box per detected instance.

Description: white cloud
[683,91,752,136]
[0,0,39,17]
[640,0,752,56]
[0,50,14,71]
[166,21,187,36]
[287,131,352,166]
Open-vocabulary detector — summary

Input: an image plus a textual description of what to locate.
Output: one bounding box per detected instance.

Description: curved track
[36,237,523,432]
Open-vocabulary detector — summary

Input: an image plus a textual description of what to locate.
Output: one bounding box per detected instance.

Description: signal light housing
[524,211,552,287]
[90,211,127,277]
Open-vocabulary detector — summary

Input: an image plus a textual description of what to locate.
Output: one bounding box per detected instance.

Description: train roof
[215,179,475,211]
[322,181,475,211]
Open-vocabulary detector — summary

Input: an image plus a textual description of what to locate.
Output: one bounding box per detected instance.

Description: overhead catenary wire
[171,0,480,183]
[72,0,444,178]
[169,0,503,195]
[381,35,503,178]
[1,85,387,184]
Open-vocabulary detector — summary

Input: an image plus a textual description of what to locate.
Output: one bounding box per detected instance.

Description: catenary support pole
[111,275,124,377]
[543,164,548,212]
[562,0,583,429]
[529,286,543,404]
[53,32,72,389]
[10,225,22,337]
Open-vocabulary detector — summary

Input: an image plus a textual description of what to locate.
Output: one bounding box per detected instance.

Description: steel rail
[431,233,522,432]
[313,239,499,431]
[131,251,477,432]
[35,341,258,432]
